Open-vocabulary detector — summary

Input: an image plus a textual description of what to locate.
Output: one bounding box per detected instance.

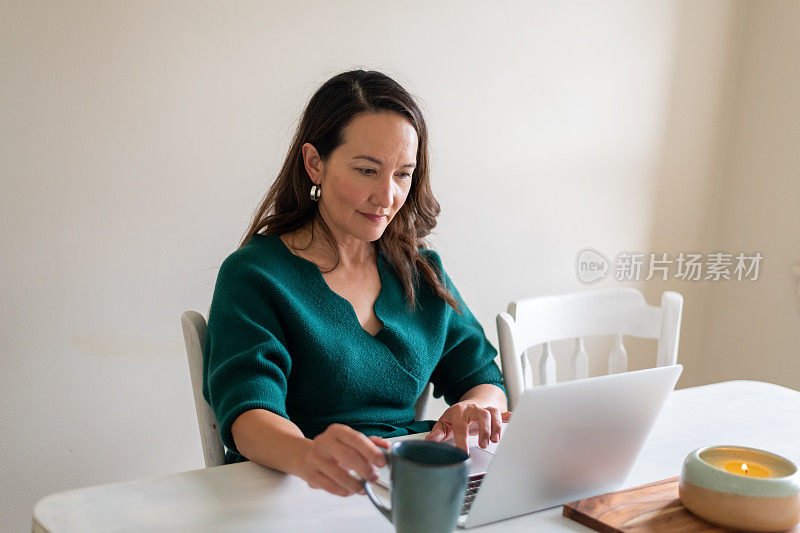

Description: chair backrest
[496,288,683,411]
[181,310,433,468]
[181,310,226,468]
[415,382,432,421]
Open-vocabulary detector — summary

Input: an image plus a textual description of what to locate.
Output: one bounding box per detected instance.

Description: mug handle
[363,447,392,522]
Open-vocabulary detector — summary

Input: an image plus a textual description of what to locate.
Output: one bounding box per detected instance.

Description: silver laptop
[378,364,682,528]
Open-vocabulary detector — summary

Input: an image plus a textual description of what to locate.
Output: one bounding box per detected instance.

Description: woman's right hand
[296,423,390,497]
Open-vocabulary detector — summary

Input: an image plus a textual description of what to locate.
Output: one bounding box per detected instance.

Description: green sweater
[203,234,505,464]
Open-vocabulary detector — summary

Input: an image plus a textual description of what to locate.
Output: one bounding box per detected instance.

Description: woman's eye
[357,168,411,179]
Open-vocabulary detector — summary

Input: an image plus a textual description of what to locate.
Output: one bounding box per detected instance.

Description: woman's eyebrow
[352,155,416,168]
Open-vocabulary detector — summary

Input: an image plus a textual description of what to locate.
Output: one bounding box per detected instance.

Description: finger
[466,405,492,448]
[317,457,366,496]
[501,411,512,422]
[337,428,388,469]
[451,415,470,454]
[368,435,390,449]
[426,421,447,441]
[331,440,380,482]
[487,407,502,443]
[438,424,455,441]
[316,428,378,481]
[308,468,354,497]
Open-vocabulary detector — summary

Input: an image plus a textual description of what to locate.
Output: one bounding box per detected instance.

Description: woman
[203,70,508,498]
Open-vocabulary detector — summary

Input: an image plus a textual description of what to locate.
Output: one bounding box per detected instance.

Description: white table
[33,380,800,532]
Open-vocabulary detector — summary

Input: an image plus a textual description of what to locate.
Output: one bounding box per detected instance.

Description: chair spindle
[571,337,589,380]
[607,333,628,374]
[540,342,557,385]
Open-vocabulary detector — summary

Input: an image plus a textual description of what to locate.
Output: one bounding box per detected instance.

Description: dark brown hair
[240,69,460,312]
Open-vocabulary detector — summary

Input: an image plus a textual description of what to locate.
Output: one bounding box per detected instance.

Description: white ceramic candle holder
[679,445,800,531]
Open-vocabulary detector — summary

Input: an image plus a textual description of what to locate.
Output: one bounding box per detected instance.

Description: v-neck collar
[268,234,388,338]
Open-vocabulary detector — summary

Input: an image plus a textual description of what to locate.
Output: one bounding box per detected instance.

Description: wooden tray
[562,476,800,532]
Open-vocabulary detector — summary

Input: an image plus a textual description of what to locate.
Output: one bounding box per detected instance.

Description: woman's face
[304,111,418,245]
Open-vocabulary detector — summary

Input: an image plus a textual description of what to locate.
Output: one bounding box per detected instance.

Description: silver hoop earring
[310,184,321,202]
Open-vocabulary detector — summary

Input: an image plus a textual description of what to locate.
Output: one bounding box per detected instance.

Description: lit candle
[721,460,770,478]
[679,445,800,531]
[697,447,789,478]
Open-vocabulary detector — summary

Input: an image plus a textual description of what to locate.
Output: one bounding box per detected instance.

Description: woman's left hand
[424,402,511,453]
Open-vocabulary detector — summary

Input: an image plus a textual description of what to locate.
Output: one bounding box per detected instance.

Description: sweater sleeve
[202,255,292,455]
[424,250,507,406]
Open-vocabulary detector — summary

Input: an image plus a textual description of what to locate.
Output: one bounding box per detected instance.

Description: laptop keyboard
[460,473,485,516]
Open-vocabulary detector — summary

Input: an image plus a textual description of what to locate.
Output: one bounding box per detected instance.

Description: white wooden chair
[496,288,683,411]
[181,310,433,468]
[181,310,226,468]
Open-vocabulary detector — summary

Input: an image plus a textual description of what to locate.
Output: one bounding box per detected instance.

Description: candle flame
[741,463,748,474]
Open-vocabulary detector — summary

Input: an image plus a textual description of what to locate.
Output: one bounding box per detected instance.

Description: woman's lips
[360,212,385,223]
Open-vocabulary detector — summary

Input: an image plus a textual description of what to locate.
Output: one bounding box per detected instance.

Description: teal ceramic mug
[363,440,470,533]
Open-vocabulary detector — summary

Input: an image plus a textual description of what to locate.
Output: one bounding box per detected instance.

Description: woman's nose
[371,174,394,208]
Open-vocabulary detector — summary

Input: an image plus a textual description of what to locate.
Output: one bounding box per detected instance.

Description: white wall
[697,1,800,388]
[2,1,779,531]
